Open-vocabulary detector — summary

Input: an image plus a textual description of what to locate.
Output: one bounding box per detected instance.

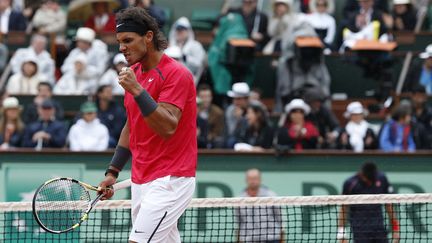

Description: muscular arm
[144,102,182,139]
[108,121,130,173]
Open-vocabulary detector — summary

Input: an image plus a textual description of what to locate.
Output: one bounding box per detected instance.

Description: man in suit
[0,0,27,34]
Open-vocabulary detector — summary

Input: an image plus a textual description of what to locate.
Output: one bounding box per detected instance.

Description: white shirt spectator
[68,118,109,151]
[32,0,67,35]
[305,12,336,46]
[98,53,126,95]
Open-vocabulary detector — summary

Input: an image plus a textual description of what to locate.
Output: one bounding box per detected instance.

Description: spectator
[99,53,127,95]
[31,0,66,36]
[225,82,250,147]
[22,82,64,123]
[340,0,389,50]
[236,168,282,243]
[0,43,8,74]
[61,27,109,80]
[411,86,432,146]
[0,88,8,110]
[379,102,416,152]
[403,44,432,93]
[196,84,225,148]
[168,17,206,85]
[386,0,416,31]
[0,97,25,149]
[6,56,47,95]
[21,99,67,149]
[0,0,27,34]
[276,98,319,151]
[305,0,336,48]
[67,101,109,151]
[337,162,400,243]
[276,23,331,111]
[227,0,269,51]
[263,0,295,54]
[95,85,126,148]
[84,1,116,34]
[304,88,340,149]
[343,0,389,19]
[133,0,166,29]
[337,101,378,152]
[9,34,56,84]
[233,101,274,151]
[55,53,98,95]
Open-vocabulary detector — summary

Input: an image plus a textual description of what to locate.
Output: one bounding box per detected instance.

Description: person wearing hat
[389,0,416,31]
[276,98,319,151]
[225,82,251,147]
[403,44,432,94]
[9,34,56,84]
[168,17,206,85]
[305,0,336,48]
[337,101,377,152]
[67,101,109,151]
[99,53,128,95]
[0,97,25,149]
[21,99,67,149]
[6,56,47,95]
[379,101,416,152]
[61,27,109,79]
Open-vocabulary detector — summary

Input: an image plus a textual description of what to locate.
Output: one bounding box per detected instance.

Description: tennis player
[337,162,400,243]
[98,7,197,243]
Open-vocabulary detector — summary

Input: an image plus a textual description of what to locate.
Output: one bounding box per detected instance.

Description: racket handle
[112,179,131,191]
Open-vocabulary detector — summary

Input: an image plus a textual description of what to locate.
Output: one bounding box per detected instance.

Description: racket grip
[112,179,131,191]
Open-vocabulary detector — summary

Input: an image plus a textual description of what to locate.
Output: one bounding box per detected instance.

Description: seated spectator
[340,0,389,51]
[95,85,126,148]
[67,101,109,151]
[6,57,47,95]
[9,34,56,84]
[55,53,98,95]
[22,82,64,123]
[168,17,206,85]
[0,43,8,74]
[0,88,8,110]
[133,0,166,29]
[31,0,66,36]
[225,82,251,148]
[411,86,432,146]
[226,0,270,51]
[276,98,319,150]
[337,101,378,152]
[196,84,225,148]
[84,1,116,34]
[233,101,274,151]
[403,45,432,93]
[61,27,109,80]
[379,102,416,152]
[386,0,416,31]
[304,88,340,149]
[263,0,295,54]
[22,99,67,149]
[0,0,27,34]
[343,0,389,19]
[305,0,336,48]
[0,97,25,149]
[99,53,127,95]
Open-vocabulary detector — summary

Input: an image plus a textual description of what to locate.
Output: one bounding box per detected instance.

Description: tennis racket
[32,177,131,234]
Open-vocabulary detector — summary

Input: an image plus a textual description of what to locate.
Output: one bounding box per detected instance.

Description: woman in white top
[7,57,47,95]
[304,0,336,48]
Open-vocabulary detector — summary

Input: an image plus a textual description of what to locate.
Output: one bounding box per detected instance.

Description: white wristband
[336,227,348,240]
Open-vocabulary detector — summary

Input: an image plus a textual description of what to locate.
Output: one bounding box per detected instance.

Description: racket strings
[34,179,91,232]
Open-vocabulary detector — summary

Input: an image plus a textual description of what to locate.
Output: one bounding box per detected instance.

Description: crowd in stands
[0,0,431,152]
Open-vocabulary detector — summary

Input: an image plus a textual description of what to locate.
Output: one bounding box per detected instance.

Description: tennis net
[1,193,432,242]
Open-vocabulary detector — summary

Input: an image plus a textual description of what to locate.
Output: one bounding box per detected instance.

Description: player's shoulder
[159,54,192,77]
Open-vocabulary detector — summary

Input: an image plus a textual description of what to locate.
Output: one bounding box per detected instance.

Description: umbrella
[67,0,120,22]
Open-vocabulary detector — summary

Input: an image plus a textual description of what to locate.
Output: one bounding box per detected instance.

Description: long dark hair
[116,7,167,51]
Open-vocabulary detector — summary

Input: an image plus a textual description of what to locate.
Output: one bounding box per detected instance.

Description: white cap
[419,44,432,59]
[2,97,21,109]
[165,46,183,59]
[284,98,311,115]
[175,17,191,29]
[227,82,250,98]
[75,27,96,43]
[113,53,127,65]
[275,0,292,5]
[344,101,368,118]
[393,0,410,4]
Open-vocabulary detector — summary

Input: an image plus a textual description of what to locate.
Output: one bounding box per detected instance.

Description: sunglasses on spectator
[291,109,305,113]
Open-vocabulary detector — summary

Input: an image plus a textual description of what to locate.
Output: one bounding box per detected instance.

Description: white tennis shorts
[129,175,195,243]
